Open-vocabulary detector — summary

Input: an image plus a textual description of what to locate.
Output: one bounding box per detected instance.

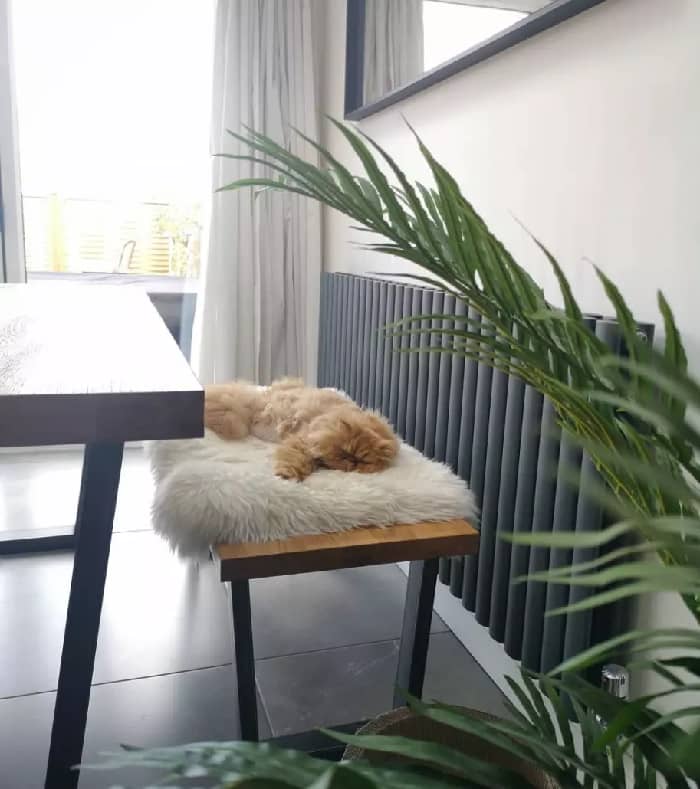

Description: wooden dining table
[0,283,203,788]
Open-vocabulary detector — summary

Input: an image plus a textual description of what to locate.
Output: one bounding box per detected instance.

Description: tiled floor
[0,449,508,788]
[0,446,153,539]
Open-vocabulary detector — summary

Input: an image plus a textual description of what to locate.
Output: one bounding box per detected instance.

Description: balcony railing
[22,194,201,278]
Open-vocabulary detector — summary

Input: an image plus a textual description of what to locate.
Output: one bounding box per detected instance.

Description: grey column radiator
[317,272,652,674]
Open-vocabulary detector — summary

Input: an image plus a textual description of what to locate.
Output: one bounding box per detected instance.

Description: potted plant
[93,124,700,787]
[155,203,202,278]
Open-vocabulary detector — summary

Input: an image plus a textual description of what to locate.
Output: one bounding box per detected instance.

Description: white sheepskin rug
[148,430,477,558]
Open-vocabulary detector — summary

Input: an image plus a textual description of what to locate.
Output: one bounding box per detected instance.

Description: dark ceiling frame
[345,0,606,120]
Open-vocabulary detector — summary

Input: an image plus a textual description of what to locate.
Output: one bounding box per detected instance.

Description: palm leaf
[85,741,462,789]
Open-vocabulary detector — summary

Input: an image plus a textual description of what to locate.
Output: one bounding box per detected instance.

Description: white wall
[322,0,700,361]
[319,0,700,701]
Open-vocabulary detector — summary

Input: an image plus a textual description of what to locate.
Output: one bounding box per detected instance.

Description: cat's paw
[274,461,310,481]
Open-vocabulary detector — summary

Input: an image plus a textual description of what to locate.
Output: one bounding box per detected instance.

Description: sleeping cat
[204,378,399,481]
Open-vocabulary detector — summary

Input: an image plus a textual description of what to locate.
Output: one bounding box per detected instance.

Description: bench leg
[230,580,259,741]
[393,558,439,708]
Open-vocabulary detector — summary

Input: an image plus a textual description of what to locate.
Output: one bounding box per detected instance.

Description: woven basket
[343,706,560,789]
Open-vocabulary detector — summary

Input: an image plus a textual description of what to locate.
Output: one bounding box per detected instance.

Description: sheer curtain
[193,0,321,385]
[363,0,424,106]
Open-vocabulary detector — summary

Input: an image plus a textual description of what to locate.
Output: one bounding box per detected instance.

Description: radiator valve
[595,664,630,731]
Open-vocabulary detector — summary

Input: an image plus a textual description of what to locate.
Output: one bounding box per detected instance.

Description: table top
[216,519,479,580]
[0,283,204,447]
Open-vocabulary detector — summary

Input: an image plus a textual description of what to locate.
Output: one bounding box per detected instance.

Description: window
[12,0,214,278]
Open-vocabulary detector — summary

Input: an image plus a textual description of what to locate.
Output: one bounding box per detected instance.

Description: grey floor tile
[422,632,512,720]
[256,631,507,737]
[0,666,269,789]
[0,531,233,698]
[257,639,399,736]
[0,446,153,537]
[250,564,446,659]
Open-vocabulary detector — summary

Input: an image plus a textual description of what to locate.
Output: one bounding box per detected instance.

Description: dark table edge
[0,389,204,447]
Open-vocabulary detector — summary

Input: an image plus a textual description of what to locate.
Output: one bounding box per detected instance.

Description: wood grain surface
[0,284,203,446]
[216,519,479,580]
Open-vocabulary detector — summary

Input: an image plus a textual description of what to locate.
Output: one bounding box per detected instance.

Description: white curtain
[193,0,321,385]
[363,0,424,106]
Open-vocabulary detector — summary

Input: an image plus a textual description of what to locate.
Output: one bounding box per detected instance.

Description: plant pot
[343,706,559,789]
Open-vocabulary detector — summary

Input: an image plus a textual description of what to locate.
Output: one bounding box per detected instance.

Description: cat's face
[309,411,398,473]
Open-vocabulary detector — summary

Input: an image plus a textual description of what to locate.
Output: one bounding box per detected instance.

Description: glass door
[1,0,214,553]
[12,0,215,356]
[0,0,26,283]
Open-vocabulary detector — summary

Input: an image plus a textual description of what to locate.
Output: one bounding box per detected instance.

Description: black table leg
[230,579,259,741]
[45,442,124,789]
[393,557,439,707]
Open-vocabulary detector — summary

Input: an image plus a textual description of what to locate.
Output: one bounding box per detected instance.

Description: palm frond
[84,740,462,789]
[219,122,695,543]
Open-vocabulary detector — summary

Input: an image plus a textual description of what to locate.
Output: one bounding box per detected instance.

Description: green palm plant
[93,124,700,787]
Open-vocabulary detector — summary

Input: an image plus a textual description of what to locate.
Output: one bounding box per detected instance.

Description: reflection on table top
[0,283,203,447]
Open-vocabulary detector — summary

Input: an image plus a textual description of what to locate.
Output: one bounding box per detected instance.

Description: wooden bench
[215,519,479,744]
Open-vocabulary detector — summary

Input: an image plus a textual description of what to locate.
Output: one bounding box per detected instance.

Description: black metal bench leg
[393,557,439,708]
[230,579,259,741]
[45,442,124,789]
